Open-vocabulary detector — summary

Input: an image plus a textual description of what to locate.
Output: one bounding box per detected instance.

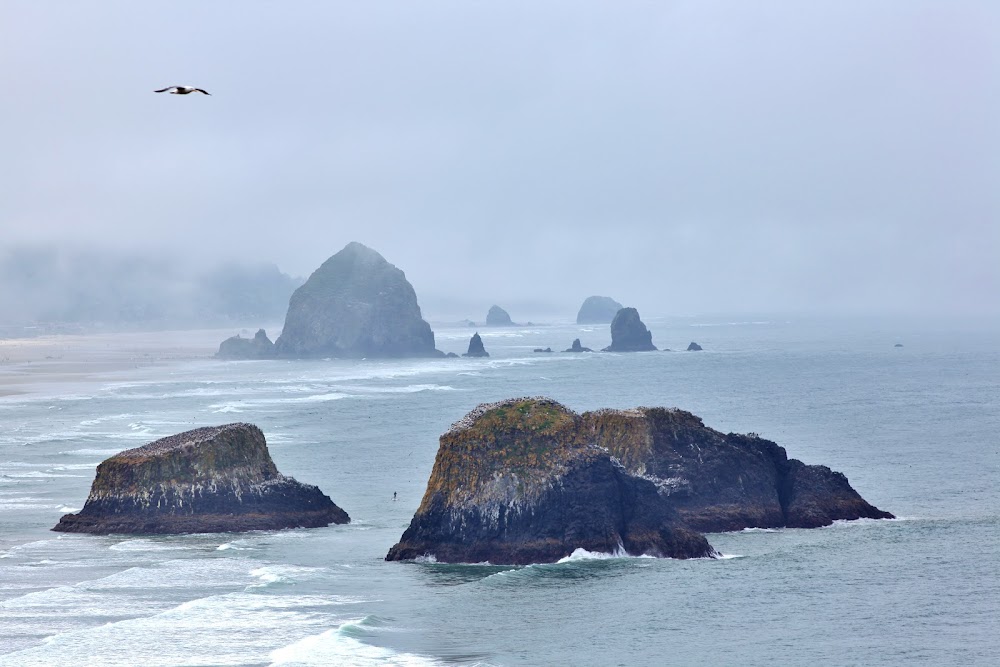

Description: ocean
[1,318,998,666]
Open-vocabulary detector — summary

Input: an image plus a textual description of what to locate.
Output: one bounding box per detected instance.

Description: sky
[1,1,998,322]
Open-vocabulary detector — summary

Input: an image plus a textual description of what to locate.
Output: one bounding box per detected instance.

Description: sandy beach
[0,329,247,398]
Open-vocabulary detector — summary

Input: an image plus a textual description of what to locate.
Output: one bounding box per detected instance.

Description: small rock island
[387,397,892,564]
[463,332,490,358]
[53,423,349,535]
[216,329,275,359]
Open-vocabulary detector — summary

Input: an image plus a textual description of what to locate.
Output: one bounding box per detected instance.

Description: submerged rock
[463,332,490,358]
[273,242,441,358]
[485,305,514,326]
[533,347,553,353]
[53,423,349,535]
[602,308,657,352]
[686,341,703,351]
[576,296,624,324]
[386,398,714,564]
[583,408,893,532]
[564,338,593,353]
[216,328,276,359]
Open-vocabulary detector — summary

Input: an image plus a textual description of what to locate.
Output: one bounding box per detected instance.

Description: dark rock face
[485,305,514,326]
[53,424,349,535]
[583,408,893,532]
[463,332,489,358]
[386,399,715,564]
[576,296,624,324]
[273,242,440,358]
[564,338,593,353]
[216,328,276,359]
[687,341,703,351]
[602,308,657,352]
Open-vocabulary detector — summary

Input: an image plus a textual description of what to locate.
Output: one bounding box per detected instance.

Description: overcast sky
[1,1,997,321]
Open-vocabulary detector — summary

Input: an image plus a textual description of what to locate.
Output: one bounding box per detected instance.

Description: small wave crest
[268,618,443,667]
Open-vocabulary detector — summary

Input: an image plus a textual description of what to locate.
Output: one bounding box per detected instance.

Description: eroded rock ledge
[53,423,349,534]
[386,398,714,564]
[387,397,892,564]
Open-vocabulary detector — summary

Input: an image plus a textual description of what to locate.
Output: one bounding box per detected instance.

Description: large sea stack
[53,423,349,535]
[485,305,514,326]
[386,398,714,564]
[576,296,624,324]
[602,307,657,352]
[388,397,893,564]
[583,407,893,531]
[273,242,441,358]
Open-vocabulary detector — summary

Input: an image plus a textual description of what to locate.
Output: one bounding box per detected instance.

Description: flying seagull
[154,86,210,95]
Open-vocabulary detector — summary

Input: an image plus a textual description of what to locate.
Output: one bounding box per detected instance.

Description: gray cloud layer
[1,2,997,321]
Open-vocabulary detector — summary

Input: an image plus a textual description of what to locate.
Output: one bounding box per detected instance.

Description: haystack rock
[582,407,893,531]
[602,308,657,352]
[385,398,714,564]
[273,242,441,358]
[686,341,703,351]
[53,423,349,535]
[216,328,276,359]
[463,332,489,358]
[485,305,514,326]
[564,338,593,353]
[576,296,624,324]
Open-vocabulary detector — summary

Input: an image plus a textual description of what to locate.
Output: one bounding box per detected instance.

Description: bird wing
[194,89,211,95]
[154,87,176,93]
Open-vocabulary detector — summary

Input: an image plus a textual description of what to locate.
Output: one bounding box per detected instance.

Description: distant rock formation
[386,398,713,564]
[894,343,904,348]
[444,352,460,358]
[686,341,703,351]
[485,305,514,326]
[583,407,893,532]
[216,329,276,359]
[602,308,657,352]
[272,242,441,358]
[52,424,349,535]
[576,296,624,324]
[564,338,593,353]
[533,347,553,353]
[463,332,489,358]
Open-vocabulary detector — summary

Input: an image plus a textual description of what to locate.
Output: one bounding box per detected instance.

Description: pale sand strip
[0,328,254,398]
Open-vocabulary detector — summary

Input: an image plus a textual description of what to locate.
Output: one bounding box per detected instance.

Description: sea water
[1,319,998,666]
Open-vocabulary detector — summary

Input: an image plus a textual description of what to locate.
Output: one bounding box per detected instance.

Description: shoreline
[0,329,241,399]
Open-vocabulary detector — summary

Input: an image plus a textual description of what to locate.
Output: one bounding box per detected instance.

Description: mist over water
[1,2,998,321]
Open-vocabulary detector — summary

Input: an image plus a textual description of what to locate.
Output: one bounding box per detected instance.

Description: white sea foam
[57,449,122,456]
[715,553,745,560]
[248,564,325,588]
[1,590,375,667]
[739,527,780,533]
[209,401,245,413]
[269,621,442,667]
[5,471,86,479]
[54,505,81,513]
